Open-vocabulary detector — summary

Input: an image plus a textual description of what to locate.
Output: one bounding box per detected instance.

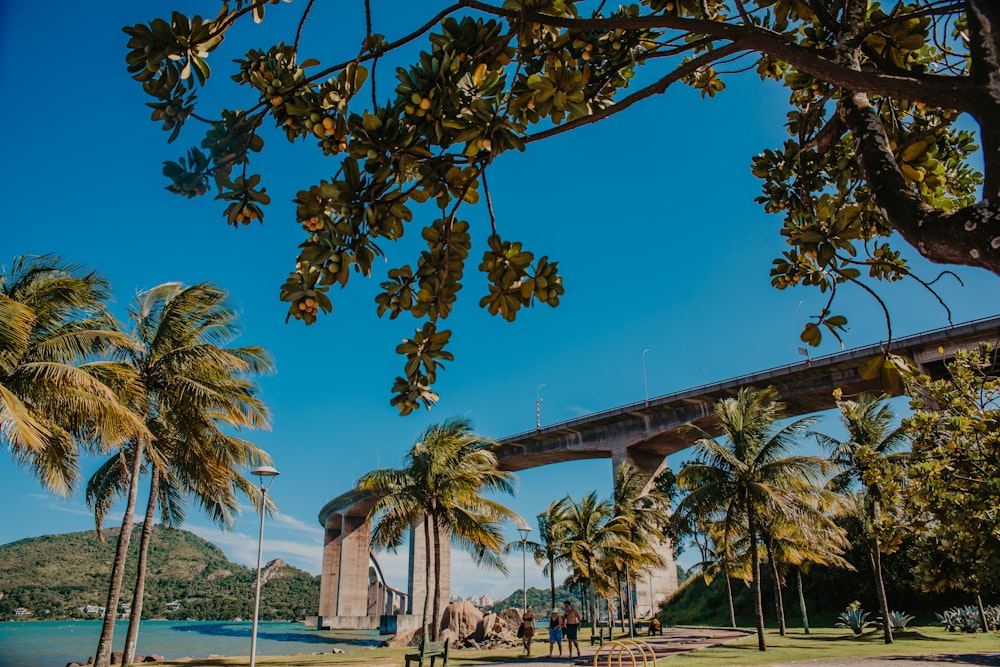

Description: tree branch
[459,0,980,112]
[525,42,742,144]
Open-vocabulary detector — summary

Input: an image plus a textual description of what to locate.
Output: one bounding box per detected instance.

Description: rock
[439,600,483,645]
[110,651,124,664]
[331,648,345,654]
[438,628,458,648]
[497,608,523,637]
[65,663,85,667]
[253,558,286,589]
[382,627,421,648]
[143,655,166,662]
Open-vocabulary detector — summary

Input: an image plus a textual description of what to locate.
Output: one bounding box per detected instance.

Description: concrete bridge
[317,315,1000,628]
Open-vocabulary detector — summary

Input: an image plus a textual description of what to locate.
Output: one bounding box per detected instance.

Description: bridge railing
[499,314,1000,444]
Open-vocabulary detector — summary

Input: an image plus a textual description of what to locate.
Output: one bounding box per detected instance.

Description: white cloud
[272,511,323,536]
[185,523,322,575]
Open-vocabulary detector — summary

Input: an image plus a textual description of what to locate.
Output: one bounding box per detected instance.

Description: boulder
[497,608,523,637]
[439,601,483,645]
[109,651,124,665]
[382,626,421,648]
[65,663,85,667]
[142,655,166,662]
[439,628,458,648]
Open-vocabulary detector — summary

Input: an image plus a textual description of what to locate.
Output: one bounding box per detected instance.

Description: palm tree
[0,254,143,494]
[676,386,828,651]
[91,282,273,667]
[557,492,635,635]
[817,394,909,645]
[758,498,851,635]
[611,462,670,628]
[359,417,519,641]
[503,499,569,611]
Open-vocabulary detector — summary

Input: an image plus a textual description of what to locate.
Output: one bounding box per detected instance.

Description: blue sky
[1,1,997,600]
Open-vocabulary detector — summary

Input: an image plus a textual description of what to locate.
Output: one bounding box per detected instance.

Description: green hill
[0,525,319,622]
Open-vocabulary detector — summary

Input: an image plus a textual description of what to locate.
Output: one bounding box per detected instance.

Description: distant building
[14,607,32,617]
[82,604,105,616]
[166,601,182,612]
[479,595,493,608]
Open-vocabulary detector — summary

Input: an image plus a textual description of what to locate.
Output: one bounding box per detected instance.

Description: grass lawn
[151,626,998,667]
[667,626,999,667]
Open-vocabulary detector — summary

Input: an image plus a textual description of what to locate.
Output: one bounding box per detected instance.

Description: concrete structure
[318,316,1000,626]
[316,488,424,631]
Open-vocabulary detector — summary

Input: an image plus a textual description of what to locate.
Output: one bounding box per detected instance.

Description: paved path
[466,626,752,667]
[462,628,1000,667]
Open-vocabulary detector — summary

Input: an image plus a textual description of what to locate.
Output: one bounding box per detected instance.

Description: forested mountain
[0,526,319,621]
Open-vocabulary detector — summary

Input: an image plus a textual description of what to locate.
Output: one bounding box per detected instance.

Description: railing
[593,638,657,667]
[500,314,1000,444]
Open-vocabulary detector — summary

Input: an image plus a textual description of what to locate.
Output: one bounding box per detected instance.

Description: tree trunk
[796,568,810,635]
[589,577,598,635]
[765,540,786,636]
[868,536,893,644]
[420,515,433,645]
[724,564,736,628]
[747,503,766,651]
[625,565,634,638]
[976,591,989,632]
[431,514,442,642]
[94,440,146,667]
[123,468,159,666]
[548,555,557,611]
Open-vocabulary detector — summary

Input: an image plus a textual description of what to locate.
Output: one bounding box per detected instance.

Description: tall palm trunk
[747,503,766,652]
[123,468,159,665]
[431,513,442,641]
[94,439,146,667]
[764,539,786,636]
[587,570,598,635]
[868,537,893,644]
[420,516,433,644]
[976,591,989,632]
[866,500,893,644]
[796,568,810,634]
[548,554,557,611]
[724,564,736,627]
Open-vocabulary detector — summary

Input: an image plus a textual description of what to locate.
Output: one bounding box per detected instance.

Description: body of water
[0,619,384,667]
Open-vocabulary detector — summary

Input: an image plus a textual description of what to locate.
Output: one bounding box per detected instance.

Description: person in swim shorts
[562,600,581,657]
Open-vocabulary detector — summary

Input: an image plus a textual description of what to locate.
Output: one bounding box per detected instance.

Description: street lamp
[517,524,532,610]
[535,384,545,430]
[642,349,651,406]
[249,465,280,667]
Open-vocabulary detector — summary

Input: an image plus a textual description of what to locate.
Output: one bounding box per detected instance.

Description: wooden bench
[589,625,613,646]
[405,640,449,667]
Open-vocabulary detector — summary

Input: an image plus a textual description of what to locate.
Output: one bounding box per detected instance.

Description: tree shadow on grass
[884,655,1000,666]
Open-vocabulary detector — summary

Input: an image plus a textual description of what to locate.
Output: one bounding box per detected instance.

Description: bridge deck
[495,316,1000,472]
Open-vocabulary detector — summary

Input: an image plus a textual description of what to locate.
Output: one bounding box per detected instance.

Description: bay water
[0,620,384,667]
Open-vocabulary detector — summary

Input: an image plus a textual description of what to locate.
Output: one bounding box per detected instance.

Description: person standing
[563,600,582,657]
[522,605,536,655]
[548,608,564,657]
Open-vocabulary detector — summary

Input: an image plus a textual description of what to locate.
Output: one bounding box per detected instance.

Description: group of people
[520,601,582,658]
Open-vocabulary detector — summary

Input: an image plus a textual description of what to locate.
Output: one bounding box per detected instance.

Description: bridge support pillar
[407,516,450,625]
[318,511,372,619]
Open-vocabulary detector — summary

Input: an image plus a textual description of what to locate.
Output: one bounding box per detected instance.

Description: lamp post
[535,384,545,430]
[642,349,651,406]
[249,465,279,667]
[517,524,532,610]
